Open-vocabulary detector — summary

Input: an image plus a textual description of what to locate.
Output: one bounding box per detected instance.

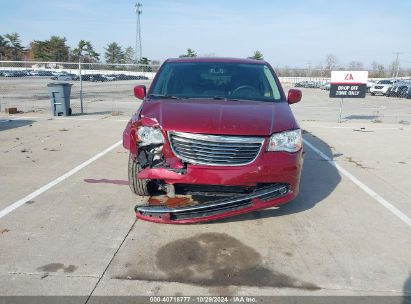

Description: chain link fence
[0,61,159,116]
[1,61,411,122]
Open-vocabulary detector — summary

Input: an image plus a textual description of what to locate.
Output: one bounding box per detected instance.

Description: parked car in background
[385,87,394,97]
[295,81,309,87]
[90,74,108,82]
[103,75,116,81]
[3,70,28,77]
[399,83,411,98]
[406,85,411,99]
[386,81,411,97]
[37,71,54,77]
[78,74,92,81]
[295,80,321,88]
[51,73,77,81]
[366,81,375,93]
[320,82,331,90]
[123,57,303,223]
[370,80,396,96]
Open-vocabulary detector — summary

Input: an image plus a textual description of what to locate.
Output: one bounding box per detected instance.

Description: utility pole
[307,61,311,77]
[135,2,143,63]
[392,52,404,79]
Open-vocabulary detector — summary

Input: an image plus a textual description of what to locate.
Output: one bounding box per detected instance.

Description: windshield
[377,80,393,84]
[149,62,282,102]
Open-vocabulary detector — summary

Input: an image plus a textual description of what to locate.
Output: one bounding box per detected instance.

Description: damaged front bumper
[135,184,292,224]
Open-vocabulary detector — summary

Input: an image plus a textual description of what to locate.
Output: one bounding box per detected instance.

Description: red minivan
[123,57,303,223]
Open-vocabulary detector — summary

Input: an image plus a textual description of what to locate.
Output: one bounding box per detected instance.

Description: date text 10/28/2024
[149,296,257,303]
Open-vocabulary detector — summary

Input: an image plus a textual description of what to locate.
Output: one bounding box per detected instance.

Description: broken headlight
[266,129,302,152]
[137,126,164,146]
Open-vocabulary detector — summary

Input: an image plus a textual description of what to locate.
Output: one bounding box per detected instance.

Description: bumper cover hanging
[135,183,289,223]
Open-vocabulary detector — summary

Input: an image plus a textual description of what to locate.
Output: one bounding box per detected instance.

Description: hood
[139,99,297,136]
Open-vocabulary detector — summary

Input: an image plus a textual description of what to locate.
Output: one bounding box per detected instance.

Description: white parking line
[303,139,411,227]
[0,140,122,219]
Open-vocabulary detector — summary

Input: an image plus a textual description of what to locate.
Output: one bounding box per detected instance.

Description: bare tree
[348,61,364,70]
[371,61,386,78]
[325,54,337,71]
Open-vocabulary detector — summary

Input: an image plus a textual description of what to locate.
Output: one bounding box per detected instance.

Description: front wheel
[128,153,152,196]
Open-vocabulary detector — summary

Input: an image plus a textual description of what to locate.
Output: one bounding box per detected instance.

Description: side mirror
[287,89,302,104]
[134,85,146,100]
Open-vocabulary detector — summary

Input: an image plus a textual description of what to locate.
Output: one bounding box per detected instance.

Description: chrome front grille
[168,131,264,166]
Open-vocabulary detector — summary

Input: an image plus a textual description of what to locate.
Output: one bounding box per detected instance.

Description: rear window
[150,62,282,102]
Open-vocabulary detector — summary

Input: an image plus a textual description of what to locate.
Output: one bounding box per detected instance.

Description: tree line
[277,54,409,78]
[0,32,149,65]
[0,33,408,77]
[0,32,265,64]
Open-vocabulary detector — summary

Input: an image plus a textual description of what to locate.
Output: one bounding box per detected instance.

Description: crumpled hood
[139,99,297,136]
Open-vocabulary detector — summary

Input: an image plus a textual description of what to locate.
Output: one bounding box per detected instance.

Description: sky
[0,0,410,68]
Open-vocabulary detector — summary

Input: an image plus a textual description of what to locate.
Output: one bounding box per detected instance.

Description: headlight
[266,129,302,152]
[137,126,164,146]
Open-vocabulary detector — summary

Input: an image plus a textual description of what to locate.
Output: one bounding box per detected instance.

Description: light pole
[78,53,84,114]
[135,2,143,63]
[392,52,404,79]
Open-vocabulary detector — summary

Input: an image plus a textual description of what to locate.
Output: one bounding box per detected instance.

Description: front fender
[122,120,137,155]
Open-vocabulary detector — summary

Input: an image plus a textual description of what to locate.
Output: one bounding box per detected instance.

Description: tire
[371,93,375,96]
[128,153,152,196]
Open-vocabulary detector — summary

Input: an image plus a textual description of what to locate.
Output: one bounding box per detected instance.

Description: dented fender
[122,113,185,169]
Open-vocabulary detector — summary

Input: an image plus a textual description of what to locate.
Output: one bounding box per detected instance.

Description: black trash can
[47,83,73,116]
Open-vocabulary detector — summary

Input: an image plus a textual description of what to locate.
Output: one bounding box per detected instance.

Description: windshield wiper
[148,94,184,99]
[212,96,239,101]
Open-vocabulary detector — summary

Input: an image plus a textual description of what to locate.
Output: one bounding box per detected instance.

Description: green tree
[138,57,150,65]
[48,36,69,61]
[0,35,9,60]
[31,36,69,61]
[104,42,123,64]
[71,40,100,63]
[122,46,135,64]
[138,57,152,72]
[179,48,197,58]
[4,32,23,60]
[250,50,264,60]
[31,40,50,61]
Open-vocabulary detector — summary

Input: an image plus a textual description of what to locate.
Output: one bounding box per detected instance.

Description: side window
[259,73,272,97]
[152,64,173,95]
[263,66,281,99]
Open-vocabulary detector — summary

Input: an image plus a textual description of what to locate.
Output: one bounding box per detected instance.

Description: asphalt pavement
[0,88,410,301]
